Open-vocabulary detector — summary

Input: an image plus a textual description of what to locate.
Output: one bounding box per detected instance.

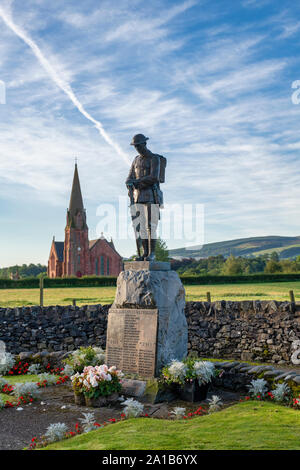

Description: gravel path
[0,384,241,450]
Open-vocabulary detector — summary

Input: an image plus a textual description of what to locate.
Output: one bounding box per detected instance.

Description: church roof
[54,241,64,262]
[89,238,122,259]
[69,163,84,216]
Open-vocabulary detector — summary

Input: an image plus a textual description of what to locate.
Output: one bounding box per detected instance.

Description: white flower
[79,412,97,433]
[170,407,186,419]
[272,383,291,402]
[194,361,215,385]
[207,395,223,413]
[247,378,268,398]
[27,363,41,375]
[13,382,40,400]
[168,360,187,380]
[0,352,15,375]
[122,398,144,418]
[45,423,68,443]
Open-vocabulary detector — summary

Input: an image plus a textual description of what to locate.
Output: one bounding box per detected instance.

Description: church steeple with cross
[63,163,89,277]
[47,163,123,278]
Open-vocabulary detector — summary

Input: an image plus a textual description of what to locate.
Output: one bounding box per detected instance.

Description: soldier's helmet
[130,134,149,146]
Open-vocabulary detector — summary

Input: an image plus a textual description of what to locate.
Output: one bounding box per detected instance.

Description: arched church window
[100,256,104,275]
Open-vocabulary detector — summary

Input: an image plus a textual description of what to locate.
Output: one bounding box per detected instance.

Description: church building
[47,164,123,278]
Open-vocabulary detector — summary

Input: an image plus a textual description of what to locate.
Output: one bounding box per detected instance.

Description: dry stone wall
[1,300,300,365]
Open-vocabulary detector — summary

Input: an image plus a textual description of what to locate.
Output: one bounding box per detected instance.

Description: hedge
[0,276,117,289]
[1,272,300,289]
[179,273,300,285]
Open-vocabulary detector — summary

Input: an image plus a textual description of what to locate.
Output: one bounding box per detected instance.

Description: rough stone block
[110,267,188,375]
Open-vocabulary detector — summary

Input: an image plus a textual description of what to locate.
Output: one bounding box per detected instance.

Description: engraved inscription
[106,308,158,378]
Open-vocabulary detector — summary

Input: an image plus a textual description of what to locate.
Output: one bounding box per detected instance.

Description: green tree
[264,260,282,273]
[155,237,169,262]
[270,251,280,262]
[222,255,243,275]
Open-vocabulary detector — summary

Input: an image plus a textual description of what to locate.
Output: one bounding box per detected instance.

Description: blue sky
[1,0,300,265]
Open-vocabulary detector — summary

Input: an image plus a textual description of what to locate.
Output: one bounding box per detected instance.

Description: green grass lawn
[43,401,300,450]
[0,281,300,307]
[0,375,46,404]
[0,392,14,403]
[4,374,55,385]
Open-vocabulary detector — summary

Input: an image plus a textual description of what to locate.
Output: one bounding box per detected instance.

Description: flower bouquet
[161,358,216,402]
[70,373,86,405]
[71,365,123,407]
[64,346,106,373]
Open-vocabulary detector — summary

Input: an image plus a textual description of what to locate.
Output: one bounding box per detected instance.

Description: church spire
[69,163,84,216]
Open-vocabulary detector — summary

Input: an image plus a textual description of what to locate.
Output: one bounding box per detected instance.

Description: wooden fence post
[289,290,295,303]
[72,299,76,307]
[206,291,211,303]
[39,275,44,307]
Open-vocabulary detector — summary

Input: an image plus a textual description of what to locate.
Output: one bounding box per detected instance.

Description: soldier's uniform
[126,134,165,260]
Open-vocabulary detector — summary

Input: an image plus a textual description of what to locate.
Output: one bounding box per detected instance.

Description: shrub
[0,376,9,390]
[170,407,186,419]
[207,395,223,413]
[272,383,291,402]
[122,398,144,418]
[37,373,57,385]
[79,412,98,433]
[62,364,75,377]
[45,423,68,443]
[27,363,41,375]
[165,360,187,383]
[247,378,268,398]
[64,346,106,373]
[193,361,215,386]
[162,358,215,386]
[0,352,15,375]
[12,382,40,400]
[0,396,5,409]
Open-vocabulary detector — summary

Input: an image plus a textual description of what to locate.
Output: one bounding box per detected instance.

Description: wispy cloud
[0,0,130,165]
[1,0,300,264]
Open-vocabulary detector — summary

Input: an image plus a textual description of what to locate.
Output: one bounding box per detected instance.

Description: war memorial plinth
[106,261,188,377]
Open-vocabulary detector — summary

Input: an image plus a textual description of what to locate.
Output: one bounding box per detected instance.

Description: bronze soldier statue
[126,134,166,261]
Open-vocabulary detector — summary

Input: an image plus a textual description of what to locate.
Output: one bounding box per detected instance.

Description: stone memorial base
[106,261,188,377]
[121,377,179,404]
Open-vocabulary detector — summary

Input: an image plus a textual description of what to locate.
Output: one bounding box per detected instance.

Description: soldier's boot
[146,238,156,261]
[142,239,149,259]
[134,237,144,261]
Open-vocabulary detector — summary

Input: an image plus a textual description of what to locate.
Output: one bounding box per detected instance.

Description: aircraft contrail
[0,2,131,165]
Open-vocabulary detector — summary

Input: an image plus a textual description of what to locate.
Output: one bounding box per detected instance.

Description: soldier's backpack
[157,154,167,183]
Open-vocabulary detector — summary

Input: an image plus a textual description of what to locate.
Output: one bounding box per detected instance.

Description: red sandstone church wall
[63,228,90,277]
[89,240,123,276]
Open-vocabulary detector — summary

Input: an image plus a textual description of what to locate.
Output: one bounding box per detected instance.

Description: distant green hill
[169,235,300,259]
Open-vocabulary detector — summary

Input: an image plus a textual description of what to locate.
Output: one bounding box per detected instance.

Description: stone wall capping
[283,374,297,381]
[262,370,282,378]
[216,362,240,369]
[239,366,254,372]
[247,366,264,374]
